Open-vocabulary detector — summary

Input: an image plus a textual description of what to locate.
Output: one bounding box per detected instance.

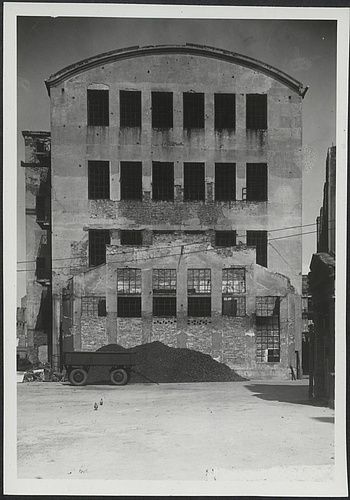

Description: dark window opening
[120,90,141,127]
[153,297,176,317]
[36,257,48,280]
[152,162,174,201]
[117,297,141,317]
[247,230,267,267]
[152,92,173,128]
[36,141,46,153]
[120,162,142,200]
[184,163,205,201]
[183,93,204,129]
[36,195,49,222]
[222,297,246,317]
[215,94,236,130]
[256,297,280,362]
[246,94,267,130]
[188,297,211,317]
[215,231,236,247]
[89,229,110,267]
[246,163,268,201]
[88,161,110,199]
[87,90,109,126]
[215,163,236,201]
[120,231,143,246]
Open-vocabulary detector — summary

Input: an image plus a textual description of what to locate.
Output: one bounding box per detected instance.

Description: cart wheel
[110,368,128,386]
[69,368,88,386]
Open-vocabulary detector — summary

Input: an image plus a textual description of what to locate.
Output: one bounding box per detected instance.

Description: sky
[17,15,337,304]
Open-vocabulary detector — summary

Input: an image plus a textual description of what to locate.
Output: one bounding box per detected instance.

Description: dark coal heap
[87,341,247,384]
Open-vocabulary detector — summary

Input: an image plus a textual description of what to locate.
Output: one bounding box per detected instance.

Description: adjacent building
[308,146,336,406]
[22,44,307,378]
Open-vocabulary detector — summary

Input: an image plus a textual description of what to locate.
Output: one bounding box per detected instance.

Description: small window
[246,94,267,130]
[152,162,174,201]
[215,231,236,247]
[152,92,173,128]
[246,164,267,201]
[256,297,280,362]
[88,161,110,199]
[120,162,142,200]
[81,296,106,317]
[117,268,141,294]
[184,163,205,201]
[87,90,109,126]
[120,231,143,246]
[188,297,211,317]
[215,163,236,201]
[120,90,141,127]
[247,231,267,267]
[117,297,141,317]
[215,94,236,130]
[188,269,211,294]
[183,93,204,129]
[89,229,110,267]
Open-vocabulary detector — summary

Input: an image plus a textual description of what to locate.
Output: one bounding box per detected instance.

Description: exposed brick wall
[152,319,177,347]
[81,317,107,351]
[117,318,143,348]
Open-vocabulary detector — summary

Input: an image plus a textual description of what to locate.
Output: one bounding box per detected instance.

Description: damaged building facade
[23,44,306,378]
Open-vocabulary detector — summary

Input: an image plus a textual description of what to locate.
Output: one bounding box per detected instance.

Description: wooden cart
[64,351,136,386]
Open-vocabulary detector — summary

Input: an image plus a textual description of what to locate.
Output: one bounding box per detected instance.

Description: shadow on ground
[245,384,330,407]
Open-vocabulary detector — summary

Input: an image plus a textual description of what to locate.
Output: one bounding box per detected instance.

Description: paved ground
[17,379,334,482]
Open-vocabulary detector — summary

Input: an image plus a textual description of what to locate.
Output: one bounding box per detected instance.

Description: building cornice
[45,43,308,98]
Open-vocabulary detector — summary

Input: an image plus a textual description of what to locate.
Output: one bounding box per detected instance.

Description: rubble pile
[87,341,246,384]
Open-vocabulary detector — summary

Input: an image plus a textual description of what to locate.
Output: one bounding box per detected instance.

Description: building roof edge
[45,43,307,97]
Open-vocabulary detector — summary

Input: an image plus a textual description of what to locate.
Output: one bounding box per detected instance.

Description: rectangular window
[152,162,174,201]
[246,94,267,130]
[153,297,176,317]
[215,231,236,247]
[152,92,173,128]
[246,163,268,201]
[117,297,141,317]
[222,297,246,317]
[89,229,110,267]
[188,269,211,294]
[153,269,177,317]
[153,269,177,294]
[247,230,268,267]
[256,296,280,362]
[183,92,204,129]
[188,297,211,317]
[215,163,236,201]
[215,94,236,130]
[222,268,246,317]
[120,162,142,200]
[88,161,110,199]
[117,269,141,294]
[120,230,143,246]
[87,90,109,126]
[222,268,246,294]
[184,163,205,201]
[81,296,106,317]
[120,90,141,127]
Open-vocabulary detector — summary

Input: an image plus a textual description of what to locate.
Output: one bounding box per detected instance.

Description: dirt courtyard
[17,379,335,483]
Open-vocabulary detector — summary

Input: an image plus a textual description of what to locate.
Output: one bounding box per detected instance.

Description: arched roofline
[45,43,308,97]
